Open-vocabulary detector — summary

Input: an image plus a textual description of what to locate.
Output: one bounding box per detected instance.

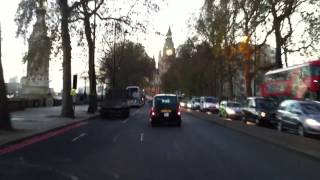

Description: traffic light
[73,74,77,90]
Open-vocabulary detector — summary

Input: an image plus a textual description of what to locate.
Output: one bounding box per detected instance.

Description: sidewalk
[0,105,98,147]
[184,109,320,160]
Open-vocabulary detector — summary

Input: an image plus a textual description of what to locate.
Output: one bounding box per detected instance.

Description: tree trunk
[228,67,233,99]
[274,23,283,68]
[244,61,252,97]
[83,14,97,114]
[59,0,74,118]
[0,34,12,129]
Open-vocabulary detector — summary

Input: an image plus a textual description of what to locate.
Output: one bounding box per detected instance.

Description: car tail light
[177,107,181,116]
[150,107,156,117]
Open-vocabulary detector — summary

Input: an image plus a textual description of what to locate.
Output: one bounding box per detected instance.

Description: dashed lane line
[71,133,87,142]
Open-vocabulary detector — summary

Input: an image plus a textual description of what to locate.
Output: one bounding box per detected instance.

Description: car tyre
[151,121,157,127]
[255,118,260,126]
[242,116,247,125]
[298,124,306,137]
[277,121,283,132]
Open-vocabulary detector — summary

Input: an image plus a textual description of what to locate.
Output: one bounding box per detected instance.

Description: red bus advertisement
[260,60,320,101]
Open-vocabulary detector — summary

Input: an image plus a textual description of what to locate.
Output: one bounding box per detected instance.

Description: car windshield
[301,103,320,114]
[227,102,241,107]
[255,99,277,110]
[194,98,200,103]
[205,97,218,103]
[155,96,178,109]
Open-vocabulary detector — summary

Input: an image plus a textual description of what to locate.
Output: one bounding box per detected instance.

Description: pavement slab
[0,105,98,147]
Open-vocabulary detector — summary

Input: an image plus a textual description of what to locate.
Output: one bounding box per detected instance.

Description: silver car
[276,100,320,136]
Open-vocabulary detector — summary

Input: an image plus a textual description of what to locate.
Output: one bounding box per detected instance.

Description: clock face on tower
[166,49,173,56]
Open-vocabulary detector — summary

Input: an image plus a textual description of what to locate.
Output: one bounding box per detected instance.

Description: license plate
[164,113,170,117]
[161,109,172,113]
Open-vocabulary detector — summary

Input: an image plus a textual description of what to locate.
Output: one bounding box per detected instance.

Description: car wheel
[151,122,157,127]
[298,124,305,137]
[242,116,247,124]
[176,121,181,127]
[255,118,260,126]
[277,121,283,132]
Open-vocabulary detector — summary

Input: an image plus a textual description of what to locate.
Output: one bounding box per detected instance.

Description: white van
[200,96,219,113]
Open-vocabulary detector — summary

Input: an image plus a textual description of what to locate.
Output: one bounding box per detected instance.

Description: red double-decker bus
[260,60,320,101]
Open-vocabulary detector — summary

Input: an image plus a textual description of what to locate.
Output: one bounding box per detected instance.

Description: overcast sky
[0,0,203,91]
[0,0,316,92]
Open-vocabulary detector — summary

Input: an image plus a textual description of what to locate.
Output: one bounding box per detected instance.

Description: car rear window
[205,97,218,103]
[227,102,241,107]
[155,96,178,108]
[256,99,277,110]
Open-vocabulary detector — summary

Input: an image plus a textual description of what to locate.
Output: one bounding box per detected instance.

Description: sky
[0,0,203,92]
[0,0,317,92]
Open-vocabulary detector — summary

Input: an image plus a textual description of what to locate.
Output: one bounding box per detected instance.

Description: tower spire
[166,26,172,37]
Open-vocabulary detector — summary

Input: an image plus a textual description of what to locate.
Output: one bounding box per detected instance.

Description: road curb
[184,110,320,161]
[0,115,98,150]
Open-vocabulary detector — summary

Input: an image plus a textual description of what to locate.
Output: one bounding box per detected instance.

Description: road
[0,105,320,180]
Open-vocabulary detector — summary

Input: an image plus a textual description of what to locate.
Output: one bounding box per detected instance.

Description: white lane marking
[11,117,25,121]
[112,134,120,143]
[112,172,120,179]
[122,118,129,124]
[140,133,144,142]
[72,133,87,142]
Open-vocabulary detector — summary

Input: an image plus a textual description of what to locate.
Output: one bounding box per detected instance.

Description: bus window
[301,66,311,77]
[265,71,288,81]
[310,65,320,76]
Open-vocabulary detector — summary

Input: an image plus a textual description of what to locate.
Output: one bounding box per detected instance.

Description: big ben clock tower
[163,27,175,57]
[158,27,176,80]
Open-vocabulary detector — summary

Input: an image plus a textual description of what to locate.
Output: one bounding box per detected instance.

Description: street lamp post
[84,76,87,97]
[112,22,117,89]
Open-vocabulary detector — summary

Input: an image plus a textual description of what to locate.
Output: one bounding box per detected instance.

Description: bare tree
[58,0,81,117]
[0,25,12,130]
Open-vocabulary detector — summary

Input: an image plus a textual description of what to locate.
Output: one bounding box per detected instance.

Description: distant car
[242,97,277,126]
[186,100,193,109]
[149,94,182,127]
[219,101,242,119]
[179,98,189,108]
[99,88,130,118]
[191,97,200,110]
[276,100,320,136]
[200,96,219,113]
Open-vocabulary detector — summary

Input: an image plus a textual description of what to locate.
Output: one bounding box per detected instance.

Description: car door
[286,103,302,129]
[242,99,252,120]
[277,101,291,127]
[247,99,257,122]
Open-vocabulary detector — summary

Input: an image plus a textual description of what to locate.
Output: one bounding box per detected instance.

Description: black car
[99,89,130,119]
[149,94,181,127]
[276,100,320,136]
[242,97,277,126]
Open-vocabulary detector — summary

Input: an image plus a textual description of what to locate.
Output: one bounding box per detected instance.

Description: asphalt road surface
[1,105,320,180]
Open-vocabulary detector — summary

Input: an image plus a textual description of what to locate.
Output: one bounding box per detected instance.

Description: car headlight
[226,108,235,115]
[260,112,266,117]
[305,118,320,126]
[180,102,185,107]
[215,104,219,108]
